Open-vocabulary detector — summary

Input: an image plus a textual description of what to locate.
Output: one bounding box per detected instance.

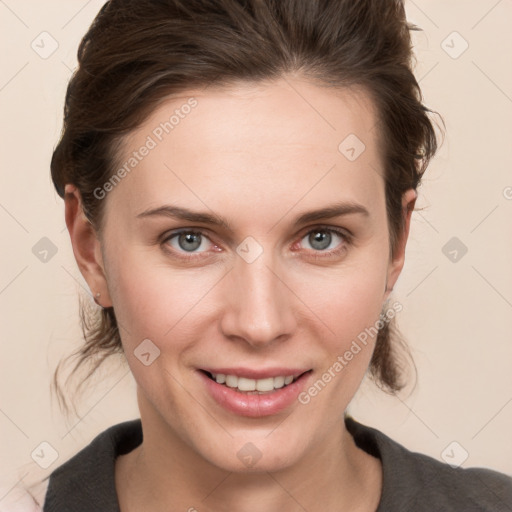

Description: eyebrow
[136,205,232,229]
[136,201,369,230]
[293,202,369,226]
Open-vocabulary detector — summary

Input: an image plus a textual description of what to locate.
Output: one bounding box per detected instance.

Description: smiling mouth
[201,370,310,394]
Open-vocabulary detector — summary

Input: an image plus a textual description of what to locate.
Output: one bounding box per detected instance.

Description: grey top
[42,416,512,511]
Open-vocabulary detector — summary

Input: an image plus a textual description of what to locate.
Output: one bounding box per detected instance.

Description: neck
[116,407,381,512]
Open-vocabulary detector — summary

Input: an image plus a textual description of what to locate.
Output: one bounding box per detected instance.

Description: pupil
[309,231,331,250]
[179,232,201,251]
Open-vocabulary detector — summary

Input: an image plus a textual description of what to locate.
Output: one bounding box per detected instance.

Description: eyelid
[294,225,352,254]
[159,224,352,258]
[296,224,352,245]
[161,228,213,243]
[160,228,217,257]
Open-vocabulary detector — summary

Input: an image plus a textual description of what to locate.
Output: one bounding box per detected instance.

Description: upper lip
[200,367,311,379]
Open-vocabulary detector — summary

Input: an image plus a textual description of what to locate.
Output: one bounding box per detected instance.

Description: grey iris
[309,231,331,250]
[178,232,202,251]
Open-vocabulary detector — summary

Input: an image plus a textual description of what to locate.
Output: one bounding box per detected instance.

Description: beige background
[1,0,511,505]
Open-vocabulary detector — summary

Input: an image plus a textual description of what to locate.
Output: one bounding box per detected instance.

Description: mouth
[198,367,312,417]
[201,370,306,395]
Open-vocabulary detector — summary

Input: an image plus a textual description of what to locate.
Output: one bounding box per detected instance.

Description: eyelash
[296,226,352,260]
[160,226,352,261]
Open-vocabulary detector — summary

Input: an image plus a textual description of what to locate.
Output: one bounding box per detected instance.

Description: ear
[64,184,113,308]
[384,188,417,301]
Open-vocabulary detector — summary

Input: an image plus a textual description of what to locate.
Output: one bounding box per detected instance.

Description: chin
[196,424,313,474]
[206,439,302,474]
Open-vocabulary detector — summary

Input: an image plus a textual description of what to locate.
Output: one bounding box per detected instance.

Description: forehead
[106,77,384,221]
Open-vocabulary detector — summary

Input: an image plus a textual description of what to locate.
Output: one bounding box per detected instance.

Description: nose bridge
[220,251,296,346]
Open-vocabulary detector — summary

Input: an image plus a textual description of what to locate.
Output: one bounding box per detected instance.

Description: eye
[165,231,213,253]
[298,228,348,253]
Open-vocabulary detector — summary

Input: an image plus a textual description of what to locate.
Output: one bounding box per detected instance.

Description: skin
[65,75,416,511]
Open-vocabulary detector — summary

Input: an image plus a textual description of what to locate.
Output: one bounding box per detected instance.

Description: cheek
[294,266,388,404]
[294,255,388,344]
[104,213,389,355]
[104,246,224,347]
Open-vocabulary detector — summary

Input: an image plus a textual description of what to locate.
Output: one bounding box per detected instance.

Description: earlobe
[64,184,113,308]
[384,188,417,301]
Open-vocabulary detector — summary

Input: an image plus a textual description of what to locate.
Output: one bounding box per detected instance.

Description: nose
[219,253,297,348]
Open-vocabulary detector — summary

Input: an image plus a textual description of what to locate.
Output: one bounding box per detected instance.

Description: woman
[22,0,512,510]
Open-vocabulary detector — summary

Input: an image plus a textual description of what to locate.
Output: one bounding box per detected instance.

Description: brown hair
[51,0,441,415]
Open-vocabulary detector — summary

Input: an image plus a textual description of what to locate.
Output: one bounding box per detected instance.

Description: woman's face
[81,77,413,472]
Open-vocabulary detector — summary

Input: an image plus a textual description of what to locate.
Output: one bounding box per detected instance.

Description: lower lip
[198,371,311,418]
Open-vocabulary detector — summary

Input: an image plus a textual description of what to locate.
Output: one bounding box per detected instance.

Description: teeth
[225,375,238,388]
[255,377,274,392]
[274,376,285,389]
[211,373,296,392]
